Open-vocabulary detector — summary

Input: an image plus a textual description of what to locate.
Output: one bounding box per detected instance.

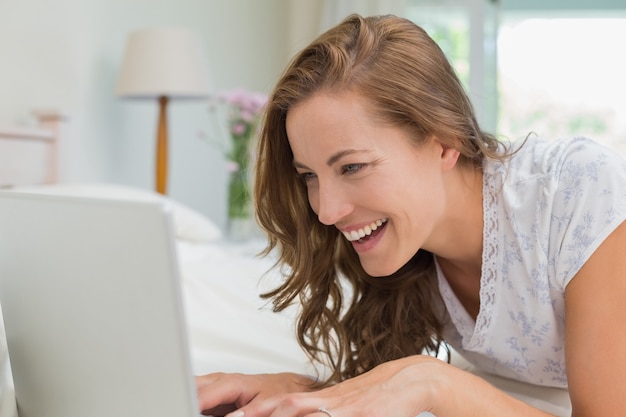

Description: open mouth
[342,218,388,243]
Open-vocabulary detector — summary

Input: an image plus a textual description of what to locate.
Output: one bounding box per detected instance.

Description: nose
[314,180,353,226]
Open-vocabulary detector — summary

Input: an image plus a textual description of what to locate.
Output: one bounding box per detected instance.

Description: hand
[213,356,449,417]
[196,372,317,416]
[199,356,553,417]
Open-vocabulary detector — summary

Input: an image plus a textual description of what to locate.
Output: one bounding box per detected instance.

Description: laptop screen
[0,191,199,417]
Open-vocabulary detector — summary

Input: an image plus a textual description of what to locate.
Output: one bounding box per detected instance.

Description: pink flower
[214,88,267,121]
[231,122,246,136]
[208,88,268,166]
[225,160,240,173]
[240,109,254,122]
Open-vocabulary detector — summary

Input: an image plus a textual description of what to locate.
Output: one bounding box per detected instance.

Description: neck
[428,164,484,270]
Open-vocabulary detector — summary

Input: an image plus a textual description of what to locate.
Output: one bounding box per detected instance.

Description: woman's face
[286,91,459,277]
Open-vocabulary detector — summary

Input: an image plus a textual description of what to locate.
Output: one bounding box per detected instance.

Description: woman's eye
[299,172,317,182]
[342,163,364,174]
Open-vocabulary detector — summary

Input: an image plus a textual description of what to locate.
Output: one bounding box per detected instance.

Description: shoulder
[544,136,626,183]
[486,135,626,199]
[498,136,626,182]
[485,136,626,286]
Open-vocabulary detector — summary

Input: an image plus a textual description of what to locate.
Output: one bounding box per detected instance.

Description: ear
[440,143,461,171]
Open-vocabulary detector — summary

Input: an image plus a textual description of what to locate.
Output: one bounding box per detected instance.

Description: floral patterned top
[437,136,626,388]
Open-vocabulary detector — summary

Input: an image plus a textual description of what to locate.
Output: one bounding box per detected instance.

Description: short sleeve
[547,137,626,288]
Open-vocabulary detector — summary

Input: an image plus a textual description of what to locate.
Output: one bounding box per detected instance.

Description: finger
[309,412,335,417]
[196,375,244,415]
[263,394,333,417]
[201,403,237,416]
[313,406,337,417]
[196,373,224,390]
[224,394,281,417]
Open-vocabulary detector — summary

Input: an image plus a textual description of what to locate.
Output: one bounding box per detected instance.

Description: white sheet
[177,239,314,376]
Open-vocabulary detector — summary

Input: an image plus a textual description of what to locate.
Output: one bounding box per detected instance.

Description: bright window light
[497,17,626,154]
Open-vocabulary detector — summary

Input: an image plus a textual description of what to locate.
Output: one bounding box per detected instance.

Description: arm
[565,220,626,416]
[208,356,559,417]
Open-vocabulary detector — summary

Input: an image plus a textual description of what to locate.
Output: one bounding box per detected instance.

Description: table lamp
[116,27,210,194]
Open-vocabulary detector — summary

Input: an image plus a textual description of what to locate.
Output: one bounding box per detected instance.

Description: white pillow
[12,183,222,243]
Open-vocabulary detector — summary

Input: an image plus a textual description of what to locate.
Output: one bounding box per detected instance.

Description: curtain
[286,0,409,58]
[319,0,409,31]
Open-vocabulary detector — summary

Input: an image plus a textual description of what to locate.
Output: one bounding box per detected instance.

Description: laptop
[0,190,200,417]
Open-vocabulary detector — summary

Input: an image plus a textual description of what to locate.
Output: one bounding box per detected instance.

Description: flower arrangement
[208,89,267,222]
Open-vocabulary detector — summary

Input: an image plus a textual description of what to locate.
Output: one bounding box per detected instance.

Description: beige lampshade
[116,27,211,99]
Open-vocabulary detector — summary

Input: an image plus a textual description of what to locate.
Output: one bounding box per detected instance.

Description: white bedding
[177,239,313,376]
[0,183,571,417]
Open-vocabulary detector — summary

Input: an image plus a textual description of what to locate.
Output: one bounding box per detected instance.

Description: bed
[0,113,571,417]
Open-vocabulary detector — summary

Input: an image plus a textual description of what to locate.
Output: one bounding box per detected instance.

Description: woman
[197,14,626,417]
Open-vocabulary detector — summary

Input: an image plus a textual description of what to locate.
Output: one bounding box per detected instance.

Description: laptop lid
[0,191,199,417]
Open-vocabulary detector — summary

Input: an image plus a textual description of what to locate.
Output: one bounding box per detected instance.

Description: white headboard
[0,110,66,187]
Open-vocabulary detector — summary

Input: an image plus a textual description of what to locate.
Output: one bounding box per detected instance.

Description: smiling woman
[285,91,465,277]
[195,13,626,417]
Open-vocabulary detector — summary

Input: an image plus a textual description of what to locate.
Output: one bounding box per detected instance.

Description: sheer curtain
[319,0,409,31]
[286,0,408,58]
[406,0,499,132]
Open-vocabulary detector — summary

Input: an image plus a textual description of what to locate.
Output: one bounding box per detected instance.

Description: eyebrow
[293,149,371,170]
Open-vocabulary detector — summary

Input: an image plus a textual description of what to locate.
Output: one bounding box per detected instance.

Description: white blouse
[437,136,626,388]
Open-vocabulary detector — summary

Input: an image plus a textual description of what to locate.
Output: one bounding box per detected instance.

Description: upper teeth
[342,218,388,242]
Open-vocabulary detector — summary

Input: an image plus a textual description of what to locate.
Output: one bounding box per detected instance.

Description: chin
[360,260,402,278]
[359,251,416,278]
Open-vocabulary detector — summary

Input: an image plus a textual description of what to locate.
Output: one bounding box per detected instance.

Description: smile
[342,218,388,242]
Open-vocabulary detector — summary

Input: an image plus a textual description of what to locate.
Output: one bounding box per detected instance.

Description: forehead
[286,92,423,168]
[286,92,382,147]
[288,91,376,123]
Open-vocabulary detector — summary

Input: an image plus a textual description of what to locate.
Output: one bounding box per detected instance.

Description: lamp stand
[156,96,169,194]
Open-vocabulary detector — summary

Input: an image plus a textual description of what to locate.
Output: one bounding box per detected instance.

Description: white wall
[0,0,295,231]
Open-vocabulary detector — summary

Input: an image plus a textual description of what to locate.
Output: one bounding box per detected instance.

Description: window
[497,14,626,153]
[405,6,471,88]
[406,0,499,132]
[406,0,626,153]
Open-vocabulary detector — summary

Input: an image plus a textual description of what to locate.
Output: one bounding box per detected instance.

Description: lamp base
[156,96,169,194]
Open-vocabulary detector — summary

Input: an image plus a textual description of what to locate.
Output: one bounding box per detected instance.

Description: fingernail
[226,411,244,417]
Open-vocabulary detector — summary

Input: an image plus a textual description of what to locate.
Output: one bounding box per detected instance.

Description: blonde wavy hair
[254,14,501,385]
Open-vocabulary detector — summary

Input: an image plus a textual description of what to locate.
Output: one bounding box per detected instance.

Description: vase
[227,167,253,240]
[228,216,256,241]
